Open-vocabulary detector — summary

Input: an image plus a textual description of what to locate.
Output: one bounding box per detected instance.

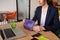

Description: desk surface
[0,22,60,40]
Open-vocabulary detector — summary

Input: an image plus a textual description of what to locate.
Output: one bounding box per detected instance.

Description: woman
[32,0,59,34]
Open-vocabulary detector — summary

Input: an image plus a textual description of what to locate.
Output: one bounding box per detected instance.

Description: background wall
[0,0,16,12]
[30,0,39,19]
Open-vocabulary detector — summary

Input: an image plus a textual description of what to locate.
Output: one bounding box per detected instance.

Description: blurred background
[0,0,60,22]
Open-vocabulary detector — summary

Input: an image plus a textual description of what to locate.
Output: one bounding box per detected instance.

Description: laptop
[0,27,26,40]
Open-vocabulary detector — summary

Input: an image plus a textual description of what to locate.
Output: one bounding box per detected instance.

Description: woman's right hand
[22,19,26,24]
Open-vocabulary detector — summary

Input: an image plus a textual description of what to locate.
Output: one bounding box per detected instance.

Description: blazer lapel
[45,5,51,25]
[38,6,42,25]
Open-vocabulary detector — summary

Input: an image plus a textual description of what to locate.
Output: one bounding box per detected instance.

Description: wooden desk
[15,22,60,40]
[0,22,60,40]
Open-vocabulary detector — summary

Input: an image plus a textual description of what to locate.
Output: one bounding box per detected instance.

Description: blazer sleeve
[32,8,38,22]
[45,8,59,31]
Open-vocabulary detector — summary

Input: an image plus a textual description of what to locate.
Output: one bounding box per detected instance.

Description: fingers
[22,19,26,23]
[40,26,46,31]
[33,26,40,32]
[33,26,46,32]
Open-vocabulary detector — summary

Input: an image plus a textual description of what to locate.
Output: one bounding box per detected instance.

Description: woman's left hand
[33,26,40,32]
[40,26,46,31]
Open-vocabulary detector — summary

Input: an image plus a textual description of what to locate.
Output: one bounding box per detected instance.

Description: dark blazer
[32,5,59,32]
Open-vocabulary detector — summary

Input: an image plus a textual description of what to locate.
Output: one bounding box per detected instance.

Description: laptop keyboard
[4,28,16,38]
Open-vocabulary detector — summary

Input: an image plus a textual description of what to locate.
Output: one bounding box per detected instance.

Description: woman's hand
[33,26,40,32]
[33,25,46,32]
[40,26,46,31]
[22,19,26,23]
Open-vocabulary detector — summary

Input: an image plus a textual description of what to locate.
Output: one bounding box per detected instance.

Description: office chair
[6,11,16,22]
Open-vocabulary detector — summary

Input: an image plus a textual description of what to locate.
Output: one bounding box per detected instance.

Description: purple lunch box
[24,20,35,31]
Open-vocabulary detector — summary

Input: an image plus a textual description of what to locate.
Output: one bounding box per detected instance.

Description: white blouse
[40,6,48,26]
